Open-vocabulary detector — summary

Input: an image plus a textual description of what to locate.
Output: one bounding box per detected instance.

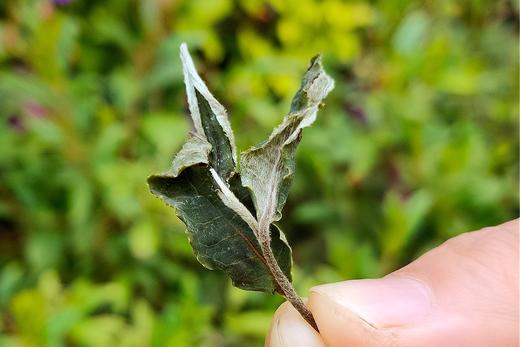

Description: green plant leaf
[148,166,291,292]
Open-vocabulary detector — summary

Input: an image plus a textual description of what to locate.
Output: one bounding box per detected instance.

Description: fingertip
[266,302,325,347]
[308,287,383,346]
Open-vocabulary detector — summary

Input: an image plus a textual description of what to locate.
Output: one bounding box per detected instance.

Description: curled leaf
[240,56,335,230]
[180,43,236,179]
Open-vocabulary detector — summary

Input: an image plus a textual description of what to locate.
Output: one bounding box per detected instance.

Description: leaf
[148,166,291,292]
[148,43,292,292]
[179,43,236,179]
[240,55,334,230]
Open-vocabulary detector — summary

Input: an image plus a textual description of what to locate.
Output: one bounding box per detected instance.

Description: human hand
[265,219,519,347]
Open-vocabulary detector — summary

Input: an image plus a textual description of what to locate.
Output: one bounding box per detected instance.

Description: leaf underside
[240,55,335,227]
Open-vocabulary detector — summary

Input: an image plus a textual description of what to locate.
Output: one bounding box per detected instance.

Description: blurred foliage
[0,0,518,346]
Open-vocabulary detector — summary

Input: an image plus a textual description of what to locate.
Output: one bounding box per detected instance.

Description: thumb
[267,219,519,347]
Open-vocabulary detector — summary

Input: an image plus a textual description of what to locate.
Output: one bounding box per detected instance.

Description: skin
[266,219,519,347]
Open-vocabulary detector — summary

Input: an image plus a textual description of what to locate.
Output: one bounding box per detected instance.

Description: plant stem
[258,238,319,332]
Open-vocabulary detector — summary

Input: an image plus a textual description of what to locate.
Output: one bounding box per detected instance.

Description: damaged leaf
[147,43,334,327]
[240,55,335,231]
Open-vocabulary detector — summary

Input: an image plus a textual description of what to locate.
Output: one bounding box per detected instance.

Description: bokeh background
[0,0,518,346]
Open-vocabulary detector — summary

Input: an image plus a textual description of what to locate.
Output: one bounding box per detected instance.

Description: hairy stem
[258,231,319,331]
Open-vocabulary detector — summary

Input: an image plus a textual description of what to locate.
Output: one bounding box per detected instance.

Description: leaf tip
[309,54,322,67]
[179,42,193,69]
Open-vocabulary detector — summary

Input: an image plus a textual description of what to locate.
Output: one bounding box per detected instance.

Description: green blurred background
[0,0,518,346]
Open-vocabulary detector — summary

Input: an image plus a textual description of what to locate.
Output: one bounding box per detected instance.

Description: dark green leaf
[148,165,292,292]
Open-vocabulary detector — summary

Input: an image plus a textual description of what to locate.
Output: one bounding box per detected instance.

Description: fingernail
[311,277,432,328]
[268,302,325,347]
